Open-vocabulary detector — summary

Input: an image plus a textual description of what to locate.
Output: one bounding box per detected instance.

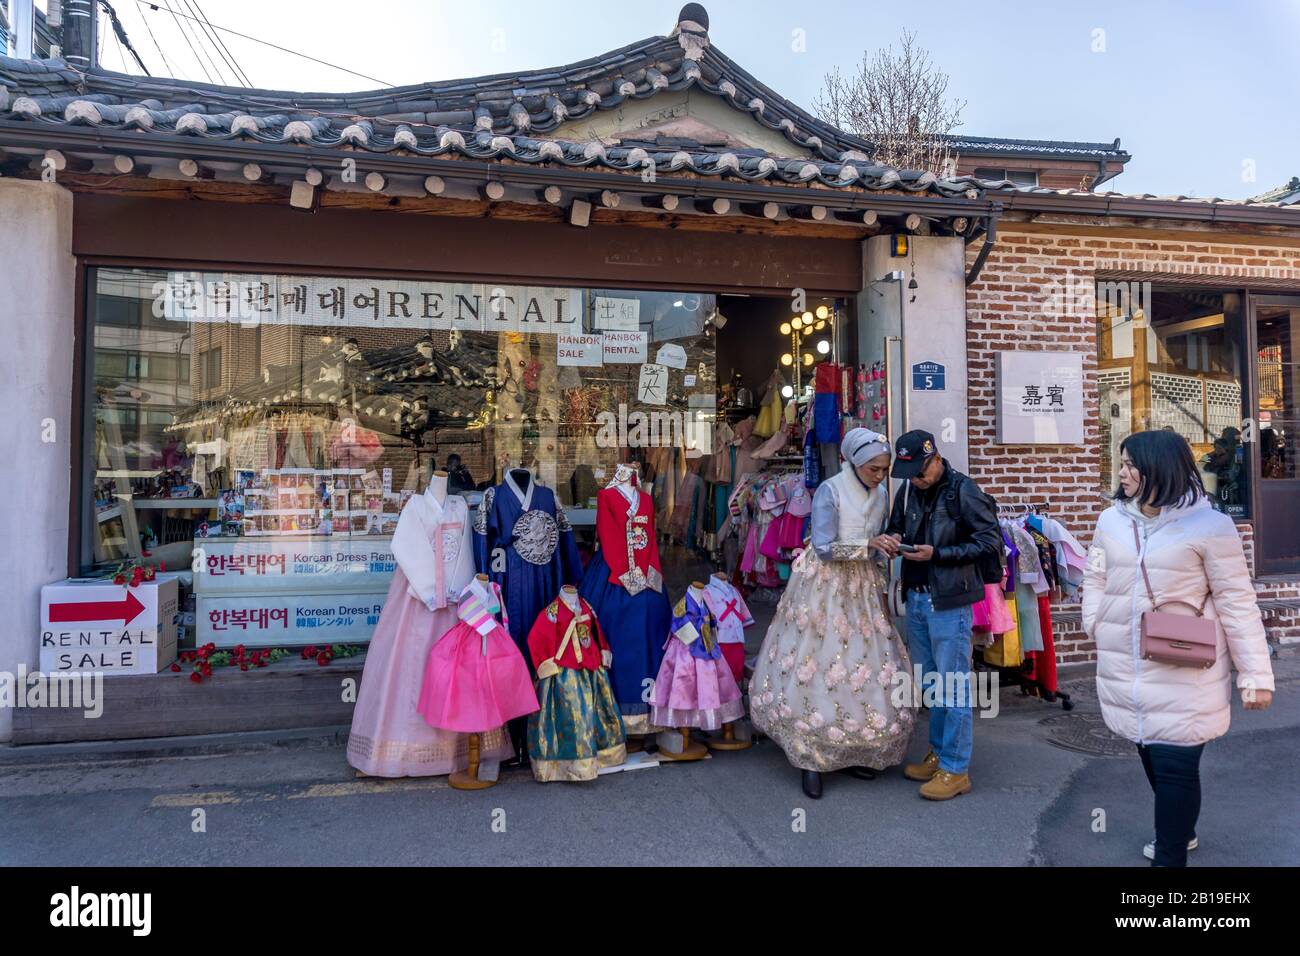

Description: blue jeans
[905,590,974,774]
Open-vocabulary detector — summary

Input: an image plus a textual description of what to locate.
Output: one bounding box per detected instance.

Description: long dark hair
[1114,429,1206,508]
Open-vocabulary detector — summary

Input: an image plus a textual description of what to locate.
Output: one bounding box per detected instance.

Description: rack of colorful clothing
[720,467,812,591]
[971,502,1087,710]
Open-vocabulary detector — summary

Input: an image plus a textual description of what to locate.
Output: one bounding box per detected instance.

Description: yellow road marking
[150,791,244,807]
[149,775,462,807]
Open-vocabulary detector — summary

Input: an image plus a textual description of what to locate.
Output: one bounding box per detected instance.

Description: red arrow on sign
[49,590,147,626]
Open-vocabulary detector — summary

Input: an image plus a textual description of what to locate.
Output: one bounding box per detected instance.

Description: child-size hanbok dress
[526,593,627,781]
[578,475,671,734]
[703,576,754,686]
[651,584,745,730]
[750,462,914,772]
[417,576,539,733]
[473,470,583,666]
[346,488,514,776]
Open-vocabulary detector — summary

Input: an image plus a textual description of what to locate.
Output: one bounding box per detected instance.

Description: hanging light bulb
[815,305,830,320]
[780,321,792,336]
[781,384,793,398]
[791,315,804,331]
[814,320,826,330]
[803,352,814,366]
[780,353,793,366]
[816,339,831,355]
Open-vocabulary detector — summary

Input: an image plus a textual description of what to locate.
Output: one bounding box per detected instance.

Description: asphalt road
[1,648,1295,867]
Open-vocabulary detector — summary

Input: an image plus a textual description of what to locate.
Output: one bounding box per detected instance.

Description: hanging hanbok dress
[526,594,627,781]
[417,577,539,732]
[347,489,514,776]
[703,577,754,685]
[473,471,583,666]
[651,585,745,730]
[750,463,915,772]
[578,476,670,734]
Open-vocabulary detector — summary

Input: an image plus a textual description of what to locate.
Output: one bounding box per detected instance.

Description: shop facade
[3,5,1298,744]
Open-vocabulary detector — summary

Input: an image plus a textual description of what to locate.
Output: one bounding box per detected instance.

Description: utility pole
[63,0,98,69]
[8,0,35,59]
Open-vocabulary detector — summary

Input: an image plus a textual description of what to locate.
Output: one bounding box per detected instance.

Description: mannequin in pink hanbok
[346,472,513,777]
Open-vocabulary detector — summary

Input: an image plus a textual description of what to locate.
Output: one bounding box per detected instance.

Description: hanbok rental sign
[159,272,584,333]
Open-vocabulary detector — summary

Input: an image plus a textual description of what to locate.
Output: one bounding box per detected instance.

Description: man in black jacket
[870,430,1001,801]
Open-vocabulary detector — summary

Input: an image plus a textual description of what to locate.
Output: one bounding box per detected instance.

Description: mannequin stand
[657,726,708,762]
[448,732,497,790]
[706,721,752,751]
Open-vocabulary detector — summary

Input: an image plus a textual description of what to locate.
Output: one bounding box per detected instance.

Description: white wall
[0,180,75,741]
[858,234,969,473]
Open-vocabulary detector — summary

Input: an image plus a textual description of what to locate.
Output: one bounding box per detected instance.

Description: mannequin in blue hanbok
[474,467,584,759]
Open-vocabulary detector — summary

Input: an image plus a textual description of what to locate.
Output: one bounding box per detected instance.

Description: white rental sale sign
[40,576,179,674]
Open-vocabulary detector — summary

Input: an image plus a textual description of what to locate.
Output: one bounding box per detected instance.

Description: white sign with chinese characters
[637,363,669,405]
[591,296,641,331]
[995,351,1084,445]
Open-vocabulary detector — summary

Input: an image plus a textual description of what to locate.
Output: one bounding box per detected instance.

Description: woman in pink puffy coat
[1083,430,1274,867]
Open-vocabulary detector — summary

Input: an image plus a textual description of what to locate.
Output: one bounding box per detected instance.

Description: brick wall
[964,225,1300,659]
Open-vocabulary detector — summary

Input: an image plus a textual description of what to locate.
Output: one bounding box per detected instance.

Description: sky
[48,0,1300,198]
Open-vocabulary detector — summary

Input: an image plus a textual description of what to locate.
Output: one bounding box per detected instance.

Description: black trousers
[1137,742,1205,867]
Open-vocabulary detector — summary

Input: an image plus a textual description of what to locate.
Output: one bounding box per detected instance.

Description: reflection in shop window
[82,269,718,649]
[1096,283,1248,517]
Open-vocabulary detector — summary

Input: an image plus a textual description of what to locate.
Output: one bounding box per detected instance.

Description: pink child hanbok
[346,487,514,777]
[418,576,539,733]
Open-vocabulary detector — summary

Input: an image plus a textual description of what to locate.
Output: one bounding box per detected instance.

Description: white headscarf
[841,427,891,466]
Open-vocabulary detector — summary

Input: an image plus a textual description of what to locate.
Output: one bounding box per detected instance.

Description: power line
[135,1,179,78]
[155,0,213,83]
[184,0,251,87]
[99,0,152,75]
[133,0,397,87]
[189,0,252,86]
[165,0,227,85]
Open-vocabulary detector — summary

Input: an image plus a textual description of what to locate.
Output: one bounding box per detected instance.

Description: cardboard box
[40,575,179,675]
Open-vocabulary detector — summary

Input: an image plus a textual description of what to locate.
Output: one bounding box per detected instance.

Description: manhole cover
[1039,711,1133,757]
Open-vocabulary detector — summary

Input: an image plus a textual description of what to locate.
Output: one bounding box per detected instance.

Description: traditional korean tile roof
[943,134,1128,162]
[0,3,1078,203]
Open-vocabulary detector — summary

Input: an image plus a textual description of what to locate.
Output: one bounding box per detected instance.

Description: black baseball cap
[891,430,939,479]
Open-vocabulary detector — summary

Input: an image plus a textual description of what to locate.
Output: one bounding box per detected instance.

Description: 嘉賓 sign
[995,351,1084,445]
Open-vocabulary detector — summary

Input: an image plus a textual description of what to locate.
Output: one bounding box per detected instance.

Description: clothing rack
[974,504,1076,711]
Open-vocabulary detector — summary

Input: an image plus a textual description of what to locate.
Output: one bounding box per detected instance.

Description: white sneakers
[1143,836,1199,860]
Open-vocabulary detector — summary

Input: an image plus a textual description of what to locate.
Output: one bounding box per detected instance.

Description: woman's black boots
[801,769,823,799]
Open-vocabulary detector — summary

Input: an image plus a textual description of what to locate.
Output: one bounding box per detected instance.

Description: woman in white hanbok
[750,429,914,799]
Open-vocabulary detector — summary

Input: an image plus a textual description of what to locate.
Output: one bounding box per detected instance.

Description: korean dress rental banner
[750,463,915,772]
[347,489,514,777]
[651,585,745,730]
[578,478,671,734]
[526,594,627,782]
[473,471,584,665]
[417,577,539,732]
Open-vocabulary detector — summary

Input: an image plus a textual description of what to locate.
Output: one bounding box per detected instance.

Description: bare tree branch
[814,31,966,176]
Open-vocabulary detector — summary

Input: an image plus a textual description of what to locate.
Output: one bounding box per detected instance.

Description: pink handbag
[1131,524,1216,669]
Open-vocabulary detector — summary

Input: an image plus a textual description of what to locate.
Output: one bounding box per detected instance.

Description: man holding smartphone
[870,430,1001,800]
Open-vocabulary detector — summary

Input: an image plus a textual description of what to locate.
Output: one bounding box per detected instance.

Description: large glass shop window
[83,268,716,647]
[1096,283,1248,517]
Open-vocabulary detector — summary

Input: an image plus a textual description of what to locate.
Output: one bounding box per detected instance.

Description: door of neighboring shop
[1251,296,1300,574]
